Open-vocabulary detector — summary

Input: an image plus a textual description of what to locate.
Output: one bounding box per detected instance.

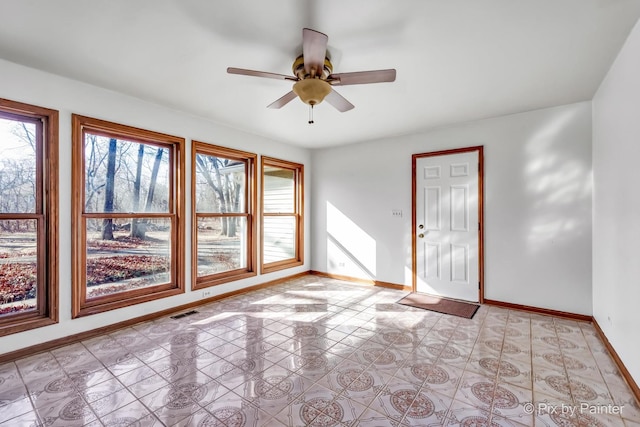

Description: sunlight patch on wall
[326,201,376,278]
[523,108,591,252]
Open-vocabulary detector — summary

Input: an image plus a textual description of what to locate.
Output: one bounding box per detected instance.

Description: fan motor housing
[292,55,333,79]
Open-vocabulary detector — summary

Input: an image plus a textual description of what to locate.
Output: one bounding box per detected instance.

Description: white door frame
[412,146,485,302]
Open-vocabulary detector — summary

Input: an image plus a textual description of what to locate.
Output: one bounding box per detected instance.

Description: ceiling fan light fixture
[228,28,395,115]
[292,78,332,106]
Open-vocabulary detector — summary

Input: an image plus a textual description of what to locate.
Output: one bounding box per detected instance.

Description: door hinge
[478,282,481,289]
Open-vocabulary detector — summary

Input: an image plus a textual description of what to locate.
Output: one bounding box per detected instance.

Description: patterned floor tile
[204,391,274,427]
[33,392,98,427]
[86,387,137,417]
[1,276,637,427]
[338,365,393,406]
[445,399,493,427]
[98,399,157,426]
[0,395,34,424]
[272,387,342,427]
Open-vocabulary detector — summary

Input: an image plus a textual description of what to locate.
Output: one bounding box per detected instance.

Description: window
[261,157,304,273]
[71,115,185,318]
[0,98,58,336]
[192,142,257,287]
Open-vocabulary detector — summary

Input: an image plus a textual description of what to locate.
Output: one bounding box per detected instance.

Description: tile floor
[0,275,639,426]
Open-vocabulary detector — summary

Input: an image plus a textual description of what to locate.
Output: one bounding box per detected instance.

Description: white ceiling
[1,0,639,148]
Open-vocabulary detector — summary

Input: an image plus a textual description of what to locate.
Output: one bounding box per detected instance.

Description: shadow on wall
[326,201,376,279]
[524,108,591,253]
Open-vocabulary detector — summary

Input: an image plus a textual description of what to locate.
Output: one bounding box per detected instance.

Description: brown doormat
[397,293,480,319]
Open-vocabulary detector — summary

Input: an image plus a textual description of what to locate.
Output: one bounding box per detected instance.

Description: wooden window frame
[260,156,304,274]
[0,98,58,337]
[191,142,257,288]
[71,115,185,318]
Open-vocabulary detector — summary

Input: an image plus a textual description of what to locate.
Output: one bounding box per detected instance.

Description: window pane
[194,153,246,213]
[263,166,294,213]
[0,118,37,214]
[84,135,170,213]
[196,217,248,277]
[85,217,171,298]
[0,219,38,316]
[263,216,295,263]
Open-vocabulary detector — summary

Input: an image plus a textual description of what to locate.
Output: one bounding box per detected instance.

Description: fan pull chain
[308,105,314,124]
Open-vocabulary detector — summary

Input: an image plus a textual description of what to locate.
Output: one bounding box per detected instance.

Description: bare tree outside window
[72,115,184,317]
[82,135,171,297]
[0,118,38,315]
[0,98,58,336]
[192,142,256,288]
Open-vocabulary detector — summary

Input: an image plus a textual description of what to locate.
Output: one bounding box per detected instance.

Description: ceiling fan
[227,28,396,123]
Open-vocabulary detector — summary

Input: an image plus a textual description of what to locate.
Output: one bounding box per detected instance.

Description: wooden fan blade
[328,69,396,86]
[227,67,298,81]
[324,89,354,112]
[267,91,298,109]
[302,28,328,76]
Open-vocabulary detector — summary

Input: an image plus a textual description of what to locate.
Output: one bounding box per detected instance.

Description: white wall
[593,19,640,383]
[311,102,593,315]
[0,55,598,356]
[0,59,311,354]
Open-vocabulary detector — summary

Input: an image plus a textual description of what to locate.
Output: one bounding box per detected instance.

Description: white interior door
[415,150,480,302]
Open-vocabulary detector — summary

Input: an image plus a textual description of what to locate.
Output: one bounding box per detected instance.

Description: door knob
[418,224,424,229]
[418,233,424,238]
